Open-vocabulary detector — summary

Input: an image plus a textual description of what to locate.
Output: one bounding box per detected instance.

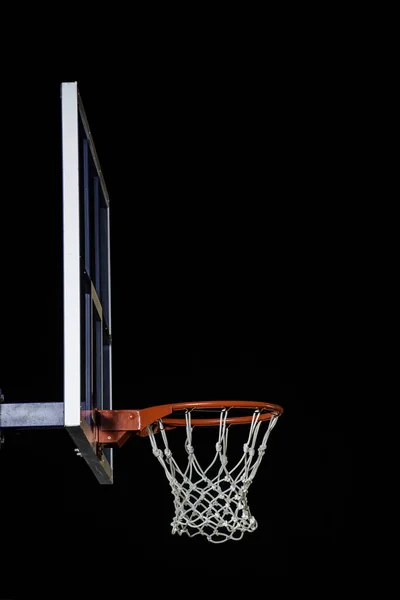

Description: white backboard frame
[61,82,113,484]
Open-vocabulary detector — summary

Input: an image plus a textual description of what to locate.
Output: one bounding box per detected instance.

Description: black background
[0,66,354,588]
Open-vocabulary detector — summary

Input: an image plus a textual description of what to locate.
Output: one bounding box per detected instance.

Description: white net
[147,408,280,543]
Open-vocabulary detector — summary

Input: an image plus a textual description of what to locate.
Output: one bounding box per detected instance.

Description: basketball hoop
[145,401,283,543]
[94,400,283,542]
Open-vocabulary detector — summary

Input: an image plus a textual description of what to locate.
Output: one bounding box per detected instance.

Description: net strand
[147,407,280,544]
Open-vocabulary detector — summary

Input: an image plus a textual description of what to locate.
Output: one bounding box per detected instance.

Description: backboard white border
[61,82,81,429]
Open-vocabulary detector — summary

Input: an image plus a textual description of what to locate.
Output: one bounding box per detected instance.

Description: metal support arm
[0,402,64,428]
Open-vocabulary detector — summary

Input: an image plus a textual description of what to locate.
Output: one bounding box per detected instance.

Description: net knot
[215,442,223,452]
[186,444,194,455]
[243,443,255,456]
[164,449,172,458]
[152,448,163,458]
[220,456,228,466]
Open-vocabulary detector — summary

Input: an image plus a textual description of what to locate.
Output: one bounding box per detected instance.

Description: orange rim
[161,400,284,427]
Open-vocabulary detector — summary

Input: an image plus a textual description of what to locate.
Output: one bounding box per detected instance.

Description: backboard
[61,82,113,483]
